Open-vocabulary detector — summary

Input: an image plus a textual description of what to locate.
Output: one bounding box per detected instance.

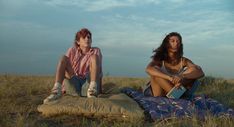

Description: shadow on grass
[102,82,119,94]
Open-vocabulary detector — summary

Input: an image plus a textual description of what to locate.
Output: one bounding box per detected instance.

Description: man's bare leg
[55,55,75,83]
[88,54,102,96]
[44,55,74,103]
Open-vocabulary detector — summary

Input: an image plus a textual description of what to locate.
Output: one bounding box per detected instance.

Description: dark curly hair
[152,32,183,61]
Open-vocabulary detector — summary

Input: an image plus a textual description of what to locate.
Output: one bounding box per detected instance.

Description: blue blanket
[121,88,234,121]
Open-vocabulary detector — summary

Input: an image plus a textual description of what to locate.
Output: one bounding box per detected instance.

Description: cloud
[210,45,234,53]
[1,0,234,77]
[92,8,234,78]
[0,0,29,15]
[18,0,222,14]
[94,6,234,51]
[100,9,234,44]
[37,0,210,12]
[169,0,186,3]
[0,20,73,56]
[42,0,134,11]
[41,0,164,12]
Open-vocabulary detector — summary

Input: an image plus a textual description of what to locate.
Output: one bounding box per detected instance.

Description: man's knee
[59,55,69,64]
[90,54,99,63]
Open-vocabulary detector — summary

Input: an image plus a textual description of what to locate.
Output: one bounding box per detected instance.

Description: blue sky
[0,0,234,78]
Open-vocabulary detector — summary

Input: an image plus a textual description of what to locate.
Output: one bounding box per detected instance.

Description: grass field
[0,75,233,127]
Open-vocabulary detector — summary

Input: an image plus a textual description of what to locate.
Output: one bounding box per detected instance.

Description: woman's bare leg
[150,76,174,96]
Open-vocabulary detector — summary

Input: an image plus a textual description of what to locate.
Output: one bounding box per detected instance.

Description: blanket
[121,88,234,121]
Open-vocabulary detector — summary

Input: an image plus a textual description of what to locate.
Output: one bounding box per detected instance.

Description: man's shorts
[63,74,100,96]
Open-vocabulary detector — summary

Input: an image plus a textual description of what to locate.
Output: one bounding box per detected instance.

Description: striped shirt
[66,46,102,79]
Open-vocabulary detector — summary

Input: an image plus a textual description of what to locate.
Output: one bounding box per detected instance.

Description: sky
[0,0,234,78]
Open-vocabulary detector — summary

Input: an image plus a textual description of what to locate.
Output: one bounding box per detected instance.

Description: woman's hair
[74,28,92,47]
[152,32,183,61]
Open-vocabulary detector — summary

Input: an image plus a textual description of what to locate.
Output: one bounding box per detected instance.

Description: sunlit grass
[0,75,233,127]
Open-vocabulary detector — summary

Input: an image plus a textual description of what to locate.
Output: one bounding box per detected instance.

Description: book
[166,86,186,99]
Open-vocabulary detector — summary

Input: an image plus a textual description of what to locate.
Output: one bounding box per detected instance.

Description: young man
[44,28,102,103]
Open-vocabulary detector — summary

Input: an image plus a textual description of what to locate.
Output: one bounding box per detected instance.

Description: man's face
[77,34,92,48]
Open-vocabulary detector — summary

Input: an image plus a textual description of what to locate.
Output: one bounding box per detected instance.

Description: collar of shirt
[77,47,94,56]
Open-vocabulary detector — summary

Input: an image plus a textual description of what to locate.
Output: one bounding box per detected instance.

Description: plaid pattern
[122,88,234,121]
[66,46,102,79]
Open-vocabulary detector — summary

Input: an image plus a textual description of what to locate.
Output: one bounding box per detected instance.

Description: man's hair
[74,28,92,47]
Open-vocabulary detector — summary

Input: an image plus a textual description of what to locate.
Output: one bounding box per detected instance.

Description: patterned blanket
[121,87,234,121]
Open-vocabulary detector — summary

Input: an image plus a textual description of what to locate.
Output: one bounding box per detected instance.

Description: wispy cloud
[42,0,134,11]
[1,0,234,77]
[93,7,234,70]
[211,45,234,53]
[41,0,165,11]
[99,9,234,45]
[0,0,29,15]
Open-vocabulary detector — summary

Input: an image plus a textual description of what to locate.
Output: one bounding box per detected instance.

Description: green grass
[0,75,233,127]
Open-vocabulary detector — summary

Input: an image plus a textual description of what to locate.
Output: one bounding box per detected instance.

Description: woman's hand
[174,83,181,88]
[171,75,182,84]
[170,75,183,88]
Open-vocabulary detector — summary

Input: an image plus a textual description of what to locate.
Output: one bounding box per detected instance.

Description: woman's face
[168,36,181,53]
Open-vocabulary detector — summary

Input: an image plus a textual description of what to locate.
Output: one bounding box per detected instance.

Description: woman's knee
[151,76,173,93]
[150,76,165,89]
[150,78,165,96]
[151,76,168,83]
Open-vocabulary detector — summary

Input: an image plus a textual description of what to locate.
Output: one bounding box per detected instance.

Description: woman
[145,32,204,97]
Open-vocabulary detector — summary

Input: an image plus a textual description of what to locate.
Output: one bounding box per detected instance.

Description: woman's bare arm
[145,60,173,81]
[182,58,205,79]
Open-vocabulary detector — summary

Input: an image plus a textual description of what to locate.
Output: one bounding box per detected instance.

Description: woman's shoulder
[152,59,162,67]
[183,57,193,62]
[182,57,195,66]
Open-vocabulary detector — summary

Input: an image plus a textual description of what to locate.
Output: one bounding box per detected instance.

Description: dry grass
[0,75,233,127]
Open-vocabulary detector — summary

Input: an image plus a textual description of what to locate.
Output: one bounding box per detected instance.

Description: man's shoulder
[91,47,101,52]
[68,46,77,51]
[92,47,101,50]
